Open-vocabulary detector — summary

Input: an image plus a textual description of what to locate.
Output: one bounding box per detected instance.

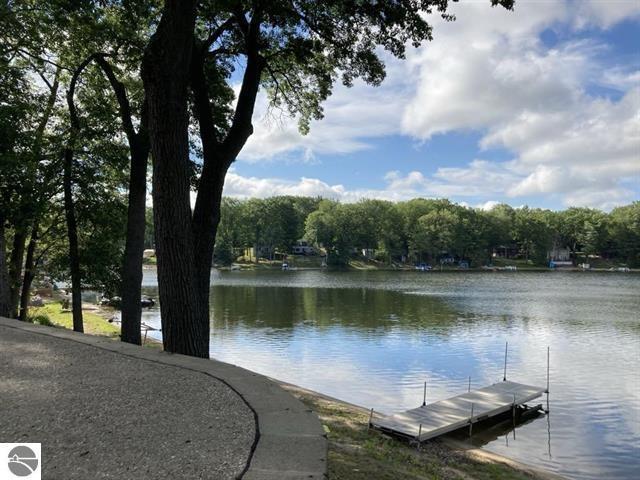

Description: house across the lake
[493,244,519,259]
[292,240,315,255]
[548,245,571,262]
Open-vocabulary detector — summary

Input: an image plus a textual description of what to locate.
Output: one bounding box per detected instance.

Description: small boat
[415,263,432,272]
[141,297,155,308]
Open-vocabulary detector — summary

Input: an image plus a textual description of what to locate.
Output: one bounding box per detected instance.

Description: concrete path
[0,317,327,479]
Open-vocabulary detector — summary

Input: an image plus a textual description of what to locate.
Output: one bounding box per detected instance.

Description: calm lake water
[137,269,639,479]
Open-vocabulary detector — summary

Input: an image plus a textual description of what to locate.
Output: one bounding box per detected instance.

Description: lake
[137,269,640,479]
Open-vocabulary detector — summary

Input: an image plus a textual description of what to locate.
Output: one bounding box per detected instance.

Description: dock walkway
[370,380,546,442]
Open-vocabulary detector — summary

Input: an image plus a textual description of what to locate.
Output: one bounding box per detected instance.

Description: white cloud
[401,2,577,139]
[476,200,502,211]
[239,57,409,162]
[572,0,640,29]
[222,170,347,199]
[600,68,640,91]
[232,0,640,210]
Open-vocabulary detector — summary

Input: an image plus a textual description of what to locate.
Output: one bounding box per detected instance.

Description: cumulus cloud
[239,57,409,162]
[231,0,639,210]
[222,170,347,199]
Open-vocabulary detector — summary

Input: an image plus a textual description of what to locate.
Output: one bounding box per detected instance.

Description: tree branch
[220,4,264,162]
[204,17,235,49]
[93,54,137,145]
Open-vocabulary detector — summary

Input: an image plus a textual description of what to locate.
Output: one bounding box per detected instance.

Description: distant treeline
[170,197,640,267]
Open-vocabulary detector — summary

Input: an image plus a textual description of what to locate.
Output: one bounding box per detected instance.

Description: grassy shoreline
[278,381,565,480]
[214,257,637,273]
[29,302,120,337]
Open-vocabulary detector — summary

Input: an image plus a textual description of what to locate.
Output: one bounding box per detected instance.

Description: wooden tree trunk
[93,55,150,345]
[63,147,83,332]
[191,157,228,315]
[18,221,38,322]
[141,0,208,357]
[119,142,149,345]
[17,68,60,322]
[0,215,11,318]
[8,227,27,318]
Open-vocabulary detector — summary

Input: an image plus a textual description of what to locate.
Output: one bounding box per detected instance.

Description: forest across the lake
[187,197,640,268]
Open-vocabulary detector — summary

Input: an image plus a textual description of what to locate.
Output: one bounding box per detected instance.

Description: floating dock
[370,380,546,442]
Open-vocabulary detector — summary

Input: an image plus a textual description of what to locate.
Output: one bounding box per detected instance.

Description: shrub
[28,314,55,327]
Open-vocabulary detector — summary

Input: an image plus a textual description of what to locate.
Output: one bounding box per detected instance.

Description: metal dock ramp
[370,380,546,442]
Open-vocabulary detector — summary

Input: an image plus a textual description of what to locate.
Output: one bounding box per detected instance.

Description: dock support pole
[416,423,423,451]
[422,381,427,407]
[503,341,508,381]
[469,403,474,437]
[368,408,374,430]
[545,346,550,413]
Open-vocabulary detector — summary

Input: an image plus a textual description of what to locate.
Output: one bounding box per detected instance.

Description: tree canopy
[212,197,640,268]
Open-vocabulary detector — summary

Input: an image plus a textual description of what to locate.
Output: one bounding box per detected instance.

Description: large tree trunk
[18,221,38,322]
[63,147,83,332]
[94,55,151,346]
[190,31,264,320]
[119,142,148,344]
[142,0,208,357]
[8,226,27,318]
[0,215,11,317]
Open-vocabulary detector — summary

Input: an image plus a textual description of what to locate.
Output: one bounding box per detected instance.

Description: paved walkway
[0,317,326,479]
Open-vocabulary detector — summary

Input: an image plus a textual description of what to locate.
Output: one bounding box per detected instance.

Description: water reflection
[211,285,461,331]
[139,270,640,480]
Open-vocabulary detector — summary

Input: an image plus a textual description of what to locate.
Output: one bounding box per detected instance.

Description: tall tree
[10,1,156,337]
[18,65,61,321]
[93,55,150,344]
[62,55,99,332]
[142,0,205,355]
[143,0,515,357]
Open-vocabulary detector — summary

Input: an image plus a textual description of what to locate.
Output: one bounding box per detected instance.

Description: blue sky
[223,0,640,211]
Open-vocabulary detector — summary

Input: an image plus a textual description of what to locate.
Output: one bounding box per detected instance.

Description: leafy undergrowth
[281,384,540,480]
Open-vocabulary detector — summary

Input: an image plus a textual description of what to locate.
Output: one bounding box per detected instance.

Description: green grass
[281,384,541,480]
[29,303,120,338]
[142,255,157,265]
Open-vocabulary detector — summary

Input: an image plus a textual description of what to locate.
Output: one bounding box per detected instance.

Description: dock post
[416,423,423,450]
[422,381,427,406]
[469,403,474,437]
[503,341,508,381]
[545,346,550,413]
[368,408,374,430]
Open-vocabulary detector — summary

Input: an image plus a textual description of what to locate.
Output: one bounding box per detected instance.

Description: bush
[28,314,55,327]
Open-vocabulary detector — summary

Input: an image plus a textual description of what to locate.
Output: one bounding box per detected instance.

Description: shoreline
[275,379,566,480]
[33,298,569,479]
[144,262,639,274]
[31,301,566,479]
